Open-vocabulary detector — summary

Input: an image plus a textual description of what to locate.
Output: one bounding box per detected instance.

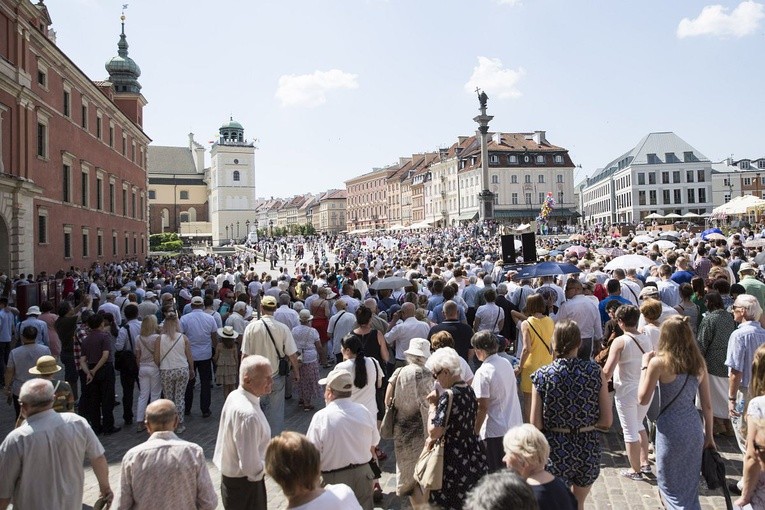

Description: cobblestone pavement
[0,255,743,509]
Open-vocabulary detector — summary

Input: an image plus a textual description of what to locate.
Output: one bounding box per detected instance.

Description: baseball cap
[262,296,277,308]
[190,296,204,305]
[318,370,353,392]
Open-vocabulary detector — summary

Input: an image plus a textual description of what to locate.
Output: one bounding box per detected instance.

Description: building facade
[345,166,396,231]
[711,157,765,207]
[581,132,713,226]
[0,2,149,275]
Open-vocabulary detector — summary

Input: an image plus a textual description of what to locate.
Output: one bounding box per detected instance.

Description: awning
[457,211,479,221]
[494,209,536,218]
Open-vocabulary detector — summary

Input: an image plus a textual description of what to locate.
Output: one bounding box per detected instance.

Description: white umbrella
[369,276,412,290]
[745,238,765,248]
[632,234,655,244]
[604,254,656,271]
[682,212,701,218]
[651,240,676,250]
[644,213,664,220]
[706,233,727,241]
[662,231,680,237]
[537,248,550,256]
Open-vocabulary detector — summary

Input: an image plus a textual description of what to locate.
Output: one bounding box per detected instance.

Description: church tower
[105,12,146,127]
[209,118,257,245]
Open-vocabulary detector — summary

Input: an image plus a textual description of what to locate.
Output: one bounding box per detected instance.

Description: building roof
[587,132,709,186]
[147,146,198,175]
[321,189,347,200]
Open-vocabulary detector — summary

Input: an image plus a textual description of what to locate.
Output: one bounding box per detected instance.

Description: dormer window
[489,155,499,164]
[536,155,545,164]
[508,155,518,164]
[741,160,751,170]
[554,155,563,164]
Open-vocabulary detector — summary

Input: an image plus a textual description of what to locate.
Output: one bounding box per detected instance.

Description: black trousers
[60,352,80,401]
[83,362,116,432]
[484,436,505,473]
[120,368,138,422]
[0,342,11,384]
[221,475,266,510]
[185,358,213,415]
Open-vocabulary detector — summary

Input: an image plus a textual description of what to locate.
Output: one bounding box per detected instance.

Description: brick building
[0,2,150,276]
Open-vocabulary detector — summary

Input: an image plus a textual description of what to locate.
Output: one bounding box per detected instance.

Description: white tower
[209,118,257,246]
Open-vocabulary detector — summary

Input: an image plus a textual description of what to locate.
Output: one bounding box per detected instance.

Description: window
[37,68,46,87]
[524,175,531,184]
[96,177,103,210]
[665,152,678,163]
[489,155,498,164]
[649,190,657,205]
[508,155,518,164]
[109,182,115,213]
[648,173,656,185]
[81,104,88,130]
[686,170,694,183]
[81,171,88,208]
[673,171,680,183]
[233,170,240,182]
[683,151,694,162]
[558,191,564,204]
[180,212,189,222]
[647,153,659,164]
[112,233,117,256]
[638,190,646,205]
[674,189,681,204]
[536,155,545,164]
[511,175,518,184]
[148,190,156,199]
[37,212,47,244]
[663,190,670,204]
[554,155,563,164]
[525,193,532,204]
[741,161,751,170]
[125,235,129,255]
[131,191,136,218]
[697,170,705,182]
[687,188,695,203]
[512,193,518,204]
[538,192,545,204]
[759,160,765,169]
[179,190,189,200]
[133,237,137,255]
[140,196,144,220]
[63,165,71,203]
[82,230,89,258]
[63,91,70,117]
[97,232,103,257]
[96,116,102,139]
[63,230,72,259]
[122,187,127,216]
[699,188,706,202]
[37,122,47,158]
[557,174,563,184]
[662,172,669,184]
[131,142,136,163]
[538,175,545,183]
[637,173,645,185]
[744,178,752,186]
[109,126,114,147]
[122,135,127,156]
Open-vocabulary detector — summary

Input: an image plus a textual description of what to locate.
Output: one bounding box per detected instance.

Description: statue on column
[477,89,489,110]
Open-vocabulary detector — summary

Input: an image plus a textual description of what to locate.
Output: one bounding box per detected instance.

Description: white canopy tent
[711,195,765,219]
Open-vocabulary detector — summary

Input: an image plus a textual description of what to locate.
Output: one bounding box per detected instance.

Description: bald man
[118,400,217,509]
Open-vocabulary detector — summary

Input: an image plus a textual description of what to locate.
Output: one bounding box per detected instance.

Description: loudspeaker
[521,233,537,263]
[500,235,516,264]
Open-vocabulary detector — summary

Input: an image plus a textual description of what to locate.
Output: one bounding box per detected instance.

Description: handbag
[414,389,453,491]
[380,368,398,439]
[115,325,139,378]
[262,320,290,376]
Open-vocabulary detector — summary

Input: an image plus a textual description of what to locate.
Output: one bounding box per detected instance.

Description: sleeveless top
[137,334,158,367]
[159,333,188,370]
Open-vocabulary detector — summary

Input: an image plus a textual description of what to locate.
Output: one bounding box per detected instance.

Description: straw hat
[29,355,62,375]
[217,326,240,339]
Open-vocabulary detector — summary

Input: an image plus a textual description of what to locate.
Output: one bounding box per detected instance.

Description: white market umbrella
[644,213,664,220]
[604,254,656,271]
[663,213,682,220]
[650,240,676,250]
[632,234,655,244]
[745,237,765,248]
[682,212,701,218]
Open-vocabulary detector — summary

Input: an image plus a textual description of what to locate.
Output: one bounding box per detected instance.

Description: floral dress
[429,383,488,510]
[531,358,603,488]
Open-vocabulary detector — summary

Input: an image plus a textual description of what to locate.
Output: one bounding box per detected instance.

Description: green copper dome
[221,119,243,130]
[218,117,245,144]
[105,17,142,94]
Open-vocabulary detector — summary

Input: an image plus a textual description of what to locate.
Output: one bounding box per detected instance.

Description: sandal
[640,464,652,474]
[620,470,643,480]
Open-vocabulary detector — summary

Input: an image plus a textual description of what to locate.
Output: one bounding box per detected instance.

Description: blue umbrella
[701,228,723,241]
[548,249,563,256]
[512,261,581,279]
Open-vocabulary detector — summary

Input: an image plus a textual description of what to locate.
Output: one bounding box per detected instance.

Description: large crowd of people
[1,219,765,508]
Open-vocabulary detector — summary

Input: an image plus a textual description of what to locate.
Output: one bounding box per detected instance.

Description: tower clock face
[524,155,530,163]
[234,159,239,164]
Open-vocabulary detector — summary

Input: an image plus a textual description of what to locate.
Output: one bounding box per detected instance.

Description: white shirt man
[384,303,430,365]
[98,295,122,327]
[274,301,299,331]
[557,280,603,359]
[472,335,523,473]
[327,301,357,362]
[307,370,379,510]
[213,356,273,510]
[225,302,249,336]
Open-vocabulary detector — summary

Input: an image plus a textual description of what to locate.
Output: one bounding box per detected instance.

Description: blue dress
[656,374,702,510]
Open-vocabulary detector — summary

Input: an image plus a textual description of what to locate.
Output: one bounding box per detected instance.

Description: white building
[581,132,713,227]
[208,119,258,245]
[711,157,765,208]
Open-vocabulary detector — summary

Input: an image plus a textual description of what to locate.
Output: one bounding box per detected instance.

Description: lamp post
[254,219,259,237]
[269,219,273,237]
[230,223,234,240]
[245,219,250,235]
[474,88,494,222]
[225,225,229,239]
[236,221,240,238]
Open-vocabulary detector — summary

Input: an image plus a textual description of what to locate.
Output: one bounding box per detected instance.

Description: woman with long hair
[638,315,715,509]
[334,334,383,419]
[531,320,611,510]
[736,344,765,507]
[153,312,193,433]
[134,314,161,431]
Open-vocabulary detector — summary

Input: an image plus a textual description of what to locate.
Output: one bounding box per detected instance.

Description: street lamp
[236,221,240,238]
[230,223,234,240]
[245,219,250,234]
[225,225,229,239]
[269,219,273,237]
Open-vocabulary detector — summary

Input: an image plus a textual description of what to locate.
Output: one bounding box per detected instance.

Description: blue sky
[51,0,764,196]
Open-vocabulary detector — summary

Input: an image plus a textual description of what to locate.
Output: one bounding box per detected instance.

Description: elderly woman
[533,320,611,510]
[424,347,487,510]
[696,291,737,435]
[503,424,577,510]
[431,331,473,385]
[603,305,656,480]
[384,337,433,507]
[292,309,322,411]
[265,431,362,509]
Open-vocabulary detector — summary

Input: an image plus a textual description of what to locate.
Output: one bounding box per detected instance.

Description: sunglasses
[432,370,443,380]
[755,442,765,456]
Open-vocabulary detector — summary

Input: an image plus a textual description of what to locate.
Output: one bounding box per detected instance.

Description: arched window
[188,207,197,222]
[179,212,189,223]
[233,170,240,182]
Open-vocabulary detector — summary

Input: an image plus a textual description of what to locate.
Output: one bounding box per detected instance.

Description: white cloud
[464,57,525,99]
[275,69,359,108]
[677,1,765,39]
[494,0,522,5]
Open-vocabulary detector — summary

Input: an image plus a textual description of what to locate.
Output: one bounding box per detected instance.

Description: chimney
[458,136,469,144]
[532,131,547,145]
[188,133,195,149]
[492,132,502,144]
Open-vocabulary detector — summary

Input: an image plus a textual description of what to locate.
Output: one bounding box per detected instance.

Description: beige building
[345,165,397,231]
[315,189,347,233]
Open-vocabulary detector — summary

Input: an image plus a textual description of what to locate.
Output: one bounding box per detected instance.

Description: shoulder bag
[526,320,552,354]
[626,333,661,421]
[380,367,399,439]
[115,325,139,378]
[262,320,290,376]
[414,389,453,491]
[158,334,182,367]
